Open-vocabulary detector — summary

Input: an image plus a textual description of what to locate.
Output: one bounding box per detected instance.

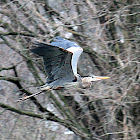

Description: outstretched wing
[50,37,83,76]
[31,41,76,87]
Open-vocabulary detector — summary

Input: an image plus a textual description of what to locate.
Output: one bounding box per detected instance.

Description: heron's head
[90,75,110,81]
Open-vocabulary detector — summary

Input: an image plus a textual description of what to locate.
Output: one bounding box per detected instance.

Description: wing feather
[31,41,76,87]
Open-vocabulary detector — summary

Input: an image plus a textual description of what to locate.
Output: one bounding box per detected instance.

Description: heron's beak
[95,76,110,80]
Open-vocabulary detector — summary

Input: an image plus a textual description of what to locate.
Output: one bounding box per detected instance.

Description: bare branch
[0,31,37,37]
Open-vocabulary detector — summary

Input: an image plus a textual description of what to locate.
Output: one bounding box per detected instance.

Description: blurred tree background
[0,0,139,140]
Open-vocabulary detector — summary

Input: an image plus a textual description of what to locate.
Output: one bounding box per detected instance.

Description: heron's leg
[17,90,44,102]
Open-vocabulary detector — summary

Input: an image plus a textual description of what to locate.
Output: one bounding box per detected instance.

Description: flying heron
[18,37,110,101]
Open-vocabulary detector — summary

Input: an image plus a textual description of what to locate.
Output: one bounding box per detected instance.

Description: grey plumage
[31,37,82,89]
[31,37,110,91]
[18,37,110,101]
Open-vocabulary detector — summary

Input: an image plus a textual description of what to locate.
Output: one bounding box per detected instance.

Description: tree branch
[0,102,91,139]
[0,103,43,119]
[0,31,37,37]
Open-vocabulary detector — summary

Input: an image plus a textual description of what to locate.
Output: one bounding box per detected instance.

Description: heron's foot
[17,96,29,102]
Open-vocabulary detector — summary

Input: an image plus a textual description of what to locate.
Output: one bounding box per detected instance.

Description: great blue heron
[18,37,110,101]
